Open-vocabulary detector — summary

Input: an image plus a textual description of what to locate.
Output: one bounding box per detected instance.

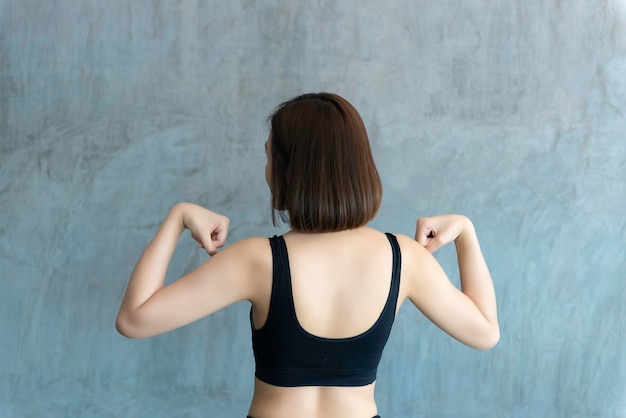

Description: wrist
[169,203,189,231]
[455,216,476,244]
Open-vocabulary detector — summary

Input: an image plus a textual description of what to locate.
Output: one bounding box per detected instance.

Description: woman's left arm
[116,202,262,339]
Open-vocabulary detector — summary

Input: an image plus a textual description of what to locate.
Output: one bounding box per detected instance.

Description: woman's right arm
[400,214,500,350]
[115,203,267,339]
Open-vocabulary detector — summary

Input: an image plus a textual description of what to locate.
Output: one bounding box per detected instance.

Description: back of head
[268,92,382,232]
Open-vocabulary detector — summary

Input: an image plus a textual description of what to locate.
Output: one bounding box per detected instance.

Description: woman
[116,93,499,418]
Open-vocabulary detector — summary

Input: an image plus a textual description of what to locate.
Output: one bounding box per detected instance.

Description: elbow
[476,325,500,350]
[115,316,134,338]
[115,313,144,339]
[116,305,166,339]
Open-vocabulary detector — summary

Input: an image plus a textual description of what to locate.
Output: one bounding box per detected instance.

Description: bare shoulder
[218,236,272,271]
[217,236,273,297]
[393,233,431,265]
[220,236,274,316]
[392,233,445,292]
[224,236,271,256]
[393,233,419,248]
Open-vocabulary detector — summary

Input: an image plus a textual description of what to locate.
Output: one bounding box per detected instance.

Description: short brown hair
[268,93,382,232]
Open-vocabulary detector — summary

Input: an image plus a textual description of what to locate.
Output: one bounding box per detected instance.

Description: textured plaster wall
[1,1,625,417]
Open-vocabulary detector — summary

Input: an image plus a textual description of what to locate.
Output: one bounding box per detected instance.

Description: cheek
[265,159,271,186]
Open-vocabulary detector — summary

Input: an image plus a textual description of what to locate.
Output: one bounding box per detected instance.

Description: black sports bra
[250,233,401,387]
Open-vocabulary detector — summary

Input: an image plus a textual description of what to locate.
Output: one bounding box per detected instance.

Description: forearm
[455,222,499,329]
[118,204,185,318]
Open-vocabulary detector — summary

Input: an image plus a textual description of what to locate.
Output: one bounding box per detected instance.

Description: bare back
[248,226,404,418]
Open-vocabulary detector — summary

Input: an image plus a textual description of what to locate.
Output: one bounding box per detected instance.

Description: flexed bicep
[398,234,499,350]
[116,237,269,339]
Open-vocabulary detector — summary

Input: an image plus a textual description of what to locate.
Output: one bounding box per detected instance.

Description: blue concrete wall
[1,1,625,417]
